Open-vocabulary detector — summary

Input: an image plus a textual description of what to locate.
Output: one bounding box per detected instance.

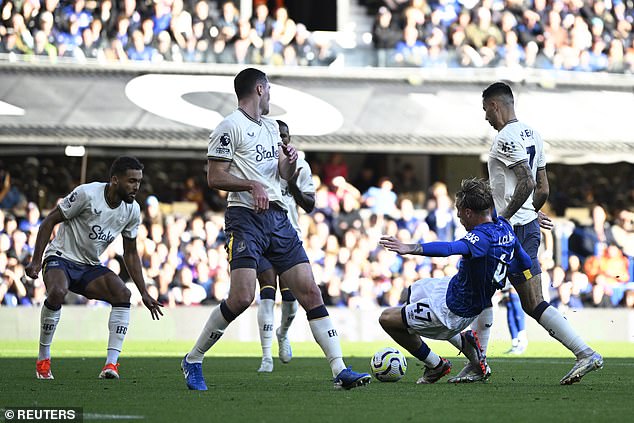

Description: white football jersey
[487,120,546,226]
[44,182,141,266]
[281,157,315,236]
[207,109,286,209]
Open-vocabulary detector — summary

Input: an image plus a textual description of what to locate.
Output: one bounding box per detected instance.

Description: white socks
[106,306,130,365]
[471,306,493,355]
[187,306,229,363]
[257,299,275,359]
[38,302,61,361]
[279,300,298,337]
[308,317,346,377]
[423,350,441,368]
[538,306,592,358]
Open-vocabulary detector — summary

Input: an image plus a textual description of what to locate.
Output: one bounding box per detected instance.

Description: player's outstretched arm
[380,236,471,257]
[122,236,163,320]
[25,207,65,279]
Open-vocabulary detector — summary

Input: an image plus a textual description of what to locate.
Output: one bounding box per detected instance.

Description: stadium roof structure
[1,62,633,164]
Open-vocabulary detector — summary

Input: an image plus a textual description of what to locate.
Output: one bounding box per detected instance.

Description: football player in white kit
[464,82,603,385]
[181,68,370,391]
[26,156,163,380]
[256,120,315,373]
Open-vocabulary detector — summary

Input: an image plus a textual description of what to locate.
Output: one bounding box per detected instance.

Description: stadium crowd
[1,155,633,310]
[0,0,632,72]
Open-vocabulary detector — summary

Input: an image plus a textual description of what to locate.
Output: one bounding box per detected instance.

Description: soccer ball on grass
[370,347,407,382]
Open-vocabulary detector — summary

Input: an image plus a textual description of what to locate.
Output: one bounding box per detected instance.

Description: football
[370,347,407,382]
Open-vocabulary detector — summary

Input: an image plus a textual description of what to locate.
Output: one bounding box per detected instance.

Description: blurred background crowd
[1,154,633,310]
[0,0,632,71]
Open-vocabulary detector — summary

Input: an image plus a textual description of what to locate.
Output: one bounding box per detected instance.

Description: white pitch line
[83,413,144,420]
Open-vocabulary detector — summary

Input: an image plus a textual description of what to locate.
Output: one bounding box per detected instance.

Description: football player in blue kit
[26,156,163,380]
[378,177,533,384]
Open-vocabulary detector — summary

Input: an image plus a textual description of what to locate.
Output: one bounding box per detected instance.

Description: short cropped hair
[276,119,289,132]
[455,177,493,213]
[234,68,267,100]
[110,156,144,178]
[482,81,514,103]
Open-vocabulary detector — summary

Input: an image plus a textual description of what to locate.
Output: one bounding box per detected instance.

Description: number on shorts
[414,302,432,322]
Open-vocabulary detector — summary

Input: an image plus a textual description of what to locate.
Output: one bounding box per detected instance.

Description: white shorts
[402,277,475,340]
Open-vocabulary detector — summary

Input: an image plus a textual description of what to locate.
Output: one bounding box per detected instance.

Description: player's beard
[119,186,136,204]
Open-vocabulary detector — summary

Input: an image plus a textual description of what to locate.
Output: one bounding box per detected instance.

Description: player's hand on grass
[538,211,553,230]
[249,180,269,213]
[379,236,418,255]
[25,260,42,279]
[142,292,164,320]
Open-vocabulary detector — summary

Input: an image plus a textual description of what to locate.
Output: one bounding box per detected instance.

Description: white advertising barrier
[0,305,632,343]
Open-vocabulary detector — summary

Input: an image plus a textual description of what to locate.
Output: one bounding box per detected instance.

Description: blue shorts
[43,256,112,296]
[225,205,308,274]
[257,256,274,275]
[513,219,542,279]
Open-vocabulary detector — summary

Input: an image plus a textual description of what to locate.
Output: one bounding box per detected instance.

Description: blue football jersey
[446,217,530,317]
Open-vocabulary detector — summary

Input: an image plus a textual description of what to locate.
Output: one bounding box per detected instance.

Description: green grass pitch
[1,340,632,423]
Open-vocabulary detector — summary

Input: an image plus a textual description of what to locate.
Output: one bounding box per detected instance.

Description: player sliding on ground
[378,177,532,384]
[26,156,163,380]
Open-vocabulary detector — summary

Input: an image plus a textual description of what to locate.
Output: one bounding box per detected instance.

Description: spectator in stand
[555,255,591,309]
[425,182,457,242]
[153,30,176,62]
[0,164,25,210]
[322,153,349,189]
[233,18,260,64]
[126,29,155,61]
[372,6,399,67]
[393,24,427,67]
[271,6,296,63]
[569,204,617,262]
[584,243,631,307]
[214,0,239,62]
[78,26,102,61]
[62,0,92,32]
[362,177,398,218]
[465,7,503,51]
[170,0,193,51]
[250,2,274,64]
[292,23,318,66]
[18,202,41,234]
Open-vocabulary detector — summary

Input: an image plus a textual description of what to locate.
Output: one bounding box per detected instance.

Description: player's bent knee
[47,286,68,303]
[228,294,255,314]
[379,308,400,330]
[114,286,132,304]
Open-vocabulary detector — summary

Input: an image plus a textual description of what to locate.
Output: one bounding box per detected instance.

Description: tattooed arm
[499,161,535,221]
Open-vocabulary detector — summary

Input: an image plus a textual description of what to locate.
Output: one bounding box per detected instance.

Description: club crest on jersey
[236,241,246,253]
[89,225,115,244]
[255,144,279,162]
